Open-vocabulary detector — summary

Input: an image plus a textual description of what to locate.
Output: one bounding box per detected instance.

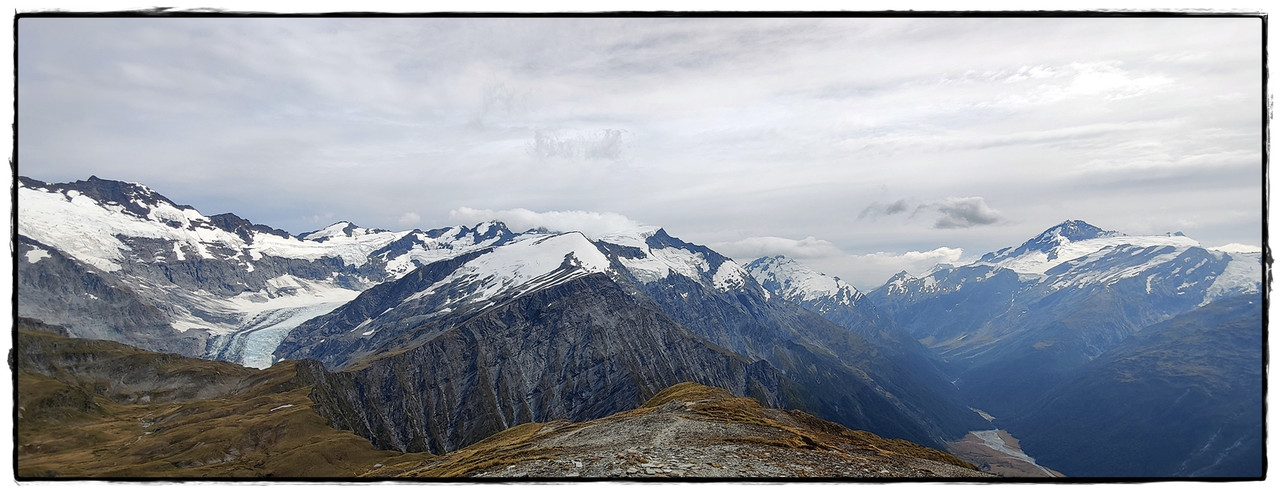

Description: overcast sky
[15,13,1264,289]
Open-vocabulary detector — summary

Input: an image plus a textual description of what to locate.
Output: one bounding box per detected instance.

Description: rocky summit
[376,382,989,479]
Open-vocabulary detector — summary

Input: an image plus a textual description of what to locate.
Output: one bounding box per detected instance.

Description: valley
[947,429,1063,478]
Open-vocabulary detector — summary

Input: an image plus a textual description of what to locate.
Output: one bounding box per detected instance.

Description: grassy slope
[16,329,430,478]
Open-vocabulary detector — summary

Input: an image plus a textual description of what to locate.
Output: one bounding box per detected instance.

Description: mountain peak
[301,221,369,242]
[979,220,1118,264]
[744,254,862,307]
[1037,220,1113,243]
[20,175,189,222]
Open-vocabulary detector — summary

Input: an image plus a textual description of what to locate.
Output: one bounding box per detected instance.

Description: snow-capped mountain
[744,255,901,347]
[866,219,1263,417]
[745,255,863,311]
[16,176,515,366]
[596,226,761,297]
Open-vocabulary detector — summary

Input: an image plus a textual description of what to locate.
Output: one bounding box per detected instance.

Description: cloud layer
[15,15,1263,287]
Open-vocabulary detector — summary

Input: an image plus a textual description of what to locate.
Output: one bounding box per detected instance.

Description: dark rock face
[16,236,208,357]
[293,273,787,454]
[1006,294,1264,478]
[273,250,490,368]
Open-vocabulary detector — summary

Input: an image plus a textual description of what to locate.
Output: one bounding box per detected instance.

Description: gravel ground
[458,399,992,479]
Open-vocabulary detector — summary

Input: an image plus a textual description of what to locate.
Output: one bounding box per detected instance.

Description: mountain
[593,229,990,446]
[273,225,984,453]
[283,270,790,454]
[16,176,516,366]
[15,322,985,479]
[865,219,1262,417]
[21,175,983,457]
[745,255,913,351]
[742,255,990,438]
[1006,294,1264,477]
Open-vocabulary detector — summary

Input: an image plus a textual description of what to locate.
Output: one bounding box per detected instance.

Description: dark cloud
[921,196,1005,229]
[858,198,911,219]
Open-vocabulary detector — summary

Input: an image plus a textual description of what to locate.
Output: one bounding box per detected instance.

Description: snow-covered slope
[744,255,863,312]
[596,227,761,297]
[18,177,514,280]
[400,231,611,313]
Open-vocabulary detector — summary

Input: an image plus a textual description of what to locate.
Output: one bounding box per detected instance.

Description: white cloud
[810,247,968,290]
[527,128,627,161]
[1209,243,1262,254]
[711,236,845,261]
[448,207,643,240]
[712,234,966,290]
[396,212,420,227]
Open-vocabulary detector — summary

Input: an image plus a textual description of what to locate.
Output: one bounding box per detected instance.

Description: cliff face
[292,273,789,454]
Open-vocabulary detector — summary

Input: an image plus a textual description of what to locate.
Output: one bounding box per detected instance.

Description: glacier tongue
[220,300,355,368]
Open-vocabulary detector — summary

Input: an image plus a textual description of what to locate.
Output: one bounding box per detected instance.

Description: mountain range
[14,176,1265,479]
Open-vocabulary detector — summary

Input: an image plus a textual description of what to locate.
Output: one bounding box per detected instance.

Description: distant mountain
[743,254,988,437]
[1006,294,1264,478]
[281,268,790,454]
[592,228,989,446]
[865,219,1262,417]
[745,255,906,349]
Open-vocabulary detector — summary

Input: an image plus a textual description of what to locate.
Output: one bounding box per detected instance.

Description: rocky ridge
[371,382,989,479]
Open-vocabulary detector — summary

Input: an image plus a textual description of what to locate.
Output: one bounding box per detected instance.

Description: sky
[13,8,1267,290]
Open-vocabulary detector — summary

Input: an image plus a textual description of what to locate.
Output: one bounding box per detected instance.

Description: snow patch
[1204,252,1262,302]
[24,246,50,264]
[711,260,749,291]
